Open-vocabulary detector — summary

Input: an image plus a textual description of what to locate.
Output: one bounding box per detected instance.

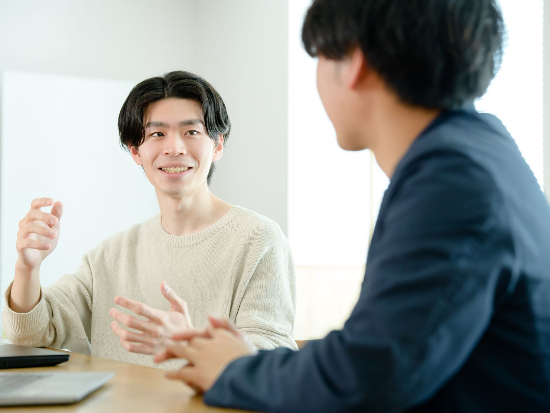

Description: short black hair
[118,71,231,185]
[302,0,505,110]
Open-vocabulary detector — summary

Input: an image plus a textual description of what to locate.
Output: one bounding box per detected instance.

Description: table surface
[0,340,250,413]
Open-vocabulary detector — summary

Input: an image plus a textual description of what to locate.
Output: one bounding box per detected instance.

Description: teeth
[161,167,189,173]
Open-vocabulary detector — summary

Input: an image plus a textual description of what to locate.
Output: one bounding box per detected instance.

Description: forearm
[204,332,399,413]
[2,280,52,348]
[204,338,351,413]
[3,270,93,352]
[234,239,298,351]
[9,262,41,313]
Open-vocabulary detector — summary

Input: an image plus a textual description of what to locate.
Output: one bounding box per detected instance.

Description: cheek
[140,151,155,168]
[190,142,214,167]
[316,63,335,120]
[316,64,325,103]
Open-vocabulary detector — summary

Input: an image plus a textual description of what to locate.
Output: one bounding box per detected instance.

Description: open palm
[109,281,195,355]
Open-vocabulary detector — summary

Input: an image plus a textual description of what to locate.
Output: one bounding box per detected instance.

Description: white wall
[545,0,550,201]
[191,0,290,234]
[0,0,195,81]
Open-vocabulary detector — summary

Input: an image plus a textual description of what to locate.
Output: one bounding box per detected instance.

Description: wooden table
[1,344,250,412]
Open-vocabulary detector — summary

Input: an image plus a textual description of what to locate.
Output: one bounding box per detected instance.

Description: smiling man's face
[130,98,223,199]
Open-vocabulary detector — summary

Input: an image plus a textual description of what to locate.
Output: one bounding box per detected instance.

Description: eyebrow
[144,119,205,128]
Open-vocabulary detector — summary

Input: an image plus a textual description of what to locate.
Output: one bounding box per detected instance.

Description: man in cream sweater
[2,71,297,368]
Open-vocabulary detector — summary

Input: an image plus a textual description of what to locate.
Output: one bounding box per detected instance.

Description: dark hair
[302,0,505,110]
[118,71,231,185]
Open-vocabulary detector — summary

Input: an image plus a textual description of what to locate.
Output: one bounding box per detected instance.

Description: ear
[346,47,368,90]
[129,146,143,166]
[212,135,224,162]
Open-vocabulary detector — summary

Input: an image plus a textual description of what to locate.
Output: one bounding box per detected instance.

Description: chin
[157,185,187,198]
[336,134,369,152]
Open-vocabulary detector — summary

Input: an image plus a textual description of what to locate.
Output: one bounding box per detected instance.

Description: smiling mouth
[159,167,191,173]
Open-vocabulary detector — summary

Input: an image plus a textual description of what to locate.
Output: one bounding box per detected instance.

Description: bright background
[0,72,158,294]
[0,0,547,339]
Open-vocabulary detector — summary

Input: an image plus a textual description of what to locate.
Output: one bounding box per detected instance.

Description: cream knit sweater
[2,206,297,369]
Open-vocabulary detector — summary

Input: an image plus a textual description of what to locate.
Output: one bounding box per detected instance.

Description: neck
[156,185,232,236]
[369,100,441,178]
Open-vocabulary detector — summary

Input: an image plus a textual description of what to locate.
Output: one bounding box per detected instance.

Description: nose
[163,133,187,156]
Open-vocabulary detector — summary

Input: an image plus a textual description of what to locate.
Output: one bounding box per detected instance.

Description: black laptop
[0,343,69,369]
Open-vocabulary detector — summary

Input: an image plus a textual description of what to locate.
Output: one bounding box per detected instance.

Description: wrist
[15,261,39,279]
[10,263,42,314]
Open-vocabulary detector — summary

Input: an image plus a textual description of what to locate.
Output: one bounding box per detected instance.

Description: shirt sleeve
[231,220,298,351]
[2,254,94,354]
[204,152,515,412]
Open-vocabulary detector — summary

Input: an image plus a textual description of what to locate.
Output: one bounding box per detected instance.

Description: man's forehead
[143,98,205,127]
[144,118,205,128]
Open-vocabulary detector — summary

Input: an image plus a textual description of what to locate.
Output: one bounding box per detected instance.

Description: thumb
[161,281,186,312]
[51,201,63,221]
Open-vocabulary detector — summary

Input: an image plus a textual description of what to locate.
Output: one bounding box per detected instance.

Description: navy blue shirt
[204,107,550,412]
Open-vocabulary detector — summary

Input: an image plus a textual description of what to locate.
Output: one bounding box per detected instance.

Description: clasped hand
[154,316,257,392]
[109,281,193,355]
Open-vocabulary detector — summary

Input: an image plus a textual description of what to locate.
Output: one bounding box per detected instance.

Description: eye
[151,132,164,138]
[186,130,199,136]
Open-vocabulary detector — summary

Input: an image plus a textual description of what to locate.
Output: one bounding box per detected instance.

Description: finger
[119,339,154,355]
[189,383,203,394]
[113,296,162,323]
[164,341,198,363]
[172,328,210,341]
[19,223,56,240]
[51,201,63,221]
[154,347,177,363]
[109,308,162,336]
[189,336,209,349]
[165,367,201,389]
[205,324,216,339]
[160,281,187,313]
[153,341,183,363]
[30,197,53,210]
[208,316,243,339]
[110,321,155,347]
[23,209,59,228]
[16,238,51,251]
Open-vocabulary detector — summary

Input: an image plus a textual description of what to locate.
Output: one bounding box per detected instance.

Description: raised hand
[16,197,63,271]
[9,197,63,313]
[109,281,194,355]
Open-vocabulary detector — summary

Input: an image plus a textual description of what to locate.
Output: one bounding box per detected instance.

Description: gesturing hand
[16,198,63,271]
[109,281,194,355]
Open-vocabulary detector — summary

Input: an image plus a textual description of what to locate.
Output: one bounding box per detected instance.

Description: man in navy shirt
[154,0,550,411]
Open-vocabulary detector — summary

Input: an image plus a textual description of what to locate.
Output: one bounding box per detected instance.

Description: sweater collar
[149,206,241,247]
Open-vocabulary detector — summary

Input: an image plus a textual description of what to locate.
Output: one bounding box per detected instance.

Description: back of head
[302,0,505,110]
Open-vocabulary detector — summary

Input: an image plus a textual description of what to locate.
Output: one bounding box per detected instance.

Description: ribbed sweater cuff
[2,281,48,337]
